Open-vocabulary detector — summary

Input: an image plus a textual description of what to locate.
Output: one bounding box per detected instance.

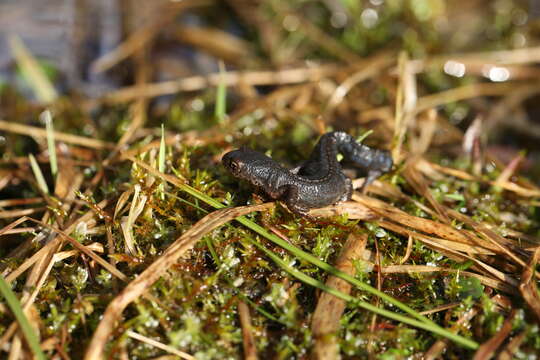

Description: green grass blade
[157,123,167,200]
[29,154,49,194]
[42,110,57,178]
[0,276,47,360]
[356,129,373,143]
[214,61,227,123]
[159,124,166,173]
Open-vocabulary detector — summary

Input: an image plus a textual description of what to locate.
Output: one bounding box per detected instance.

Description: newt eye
[228,160,240,173]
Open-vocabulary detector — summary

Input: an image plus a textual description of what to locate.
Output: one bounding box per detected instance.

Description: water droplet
[361,9,379,28]
[443,60,466,78]
[190,98,204,111]
[483,66,510,82]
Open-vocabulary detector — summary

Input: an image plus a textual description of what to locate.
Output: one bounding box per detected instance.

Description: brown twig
[0,120,114,149]
[473,310,516,360]
[103,65,340,103]
[238,301,258,360]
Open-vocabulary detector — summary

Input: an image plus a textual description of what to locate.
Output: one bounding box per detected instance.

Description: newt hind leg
[282,185,312,217]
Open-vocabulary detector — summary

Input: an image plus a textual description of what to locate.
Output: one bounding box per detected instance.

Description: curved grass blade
[215,61,227,123]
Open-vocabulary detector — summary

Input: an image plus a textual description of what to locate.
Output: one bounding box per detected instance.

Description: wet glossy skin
[222,131,393,215]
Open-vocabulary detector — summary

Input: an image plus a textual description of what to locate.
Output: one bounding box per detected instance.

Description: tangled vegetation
[1,0,540,359]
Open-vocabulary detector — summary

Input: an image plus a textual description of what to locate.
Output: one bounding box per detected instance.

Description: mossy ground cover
[1,1,540,359]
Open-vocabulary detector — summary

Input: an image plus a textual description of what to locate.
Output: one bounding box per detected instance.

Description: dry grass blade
[366,82,532,127]
[0,172,13,192]
[402,160,450,223]
[446,208,529,268]
[472,310,516,360]
[392,52,417,163]
[379,219,494,255]
[0,207,45,220]
[415,82,524,113]
[416,158,540,197]
[0,197,43,208]
[83,203,273,360]
[493,152,525,187]
[419,303,460,315]
[238,301,258,360]
[519,247,540,324]
[411,46,540,70]
[0,120,114,149]
[349,194,522,293]
[410,109,438,155]
[113,188,134,220]
[485,85,540,134]
[353,194,502,253]
[380,265,515,294]
[308,201,375,219]
[400,235,413,264]
[311,233,368,360]
[118,132,212,160]
[325,54,394,113]
[103,65,339,103]
[111,53,150,152]
[7,222,61,357]
[416,158,475,181]
[126,330,195,360]
[53,243,104,262]
[0,217,36,239]
[3,233,58,285]
[120,184,147,255]
[497,331,527,360]
[171,25,254,66]
[0,227,35,235]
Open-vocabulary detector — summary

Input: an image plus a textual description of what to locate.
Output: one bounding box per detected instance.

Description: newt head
[222,148,283,187]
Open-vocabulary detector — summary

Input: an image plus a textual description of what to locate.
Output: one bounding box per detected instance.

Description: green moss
[1,1,539,358]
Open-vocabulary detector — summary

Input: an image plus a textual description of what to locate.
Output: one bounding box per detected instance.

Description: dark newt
[222,131,393,216]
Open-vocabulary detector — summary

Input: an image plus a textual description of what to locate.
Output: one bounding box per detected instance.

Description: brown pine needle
[238,301,258,360]
[103,65,339,103]
[126,331,195,360]
[519,247,540,324]
[0,120,114,149]
[312,233,369,360]
[473,310,516,360]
